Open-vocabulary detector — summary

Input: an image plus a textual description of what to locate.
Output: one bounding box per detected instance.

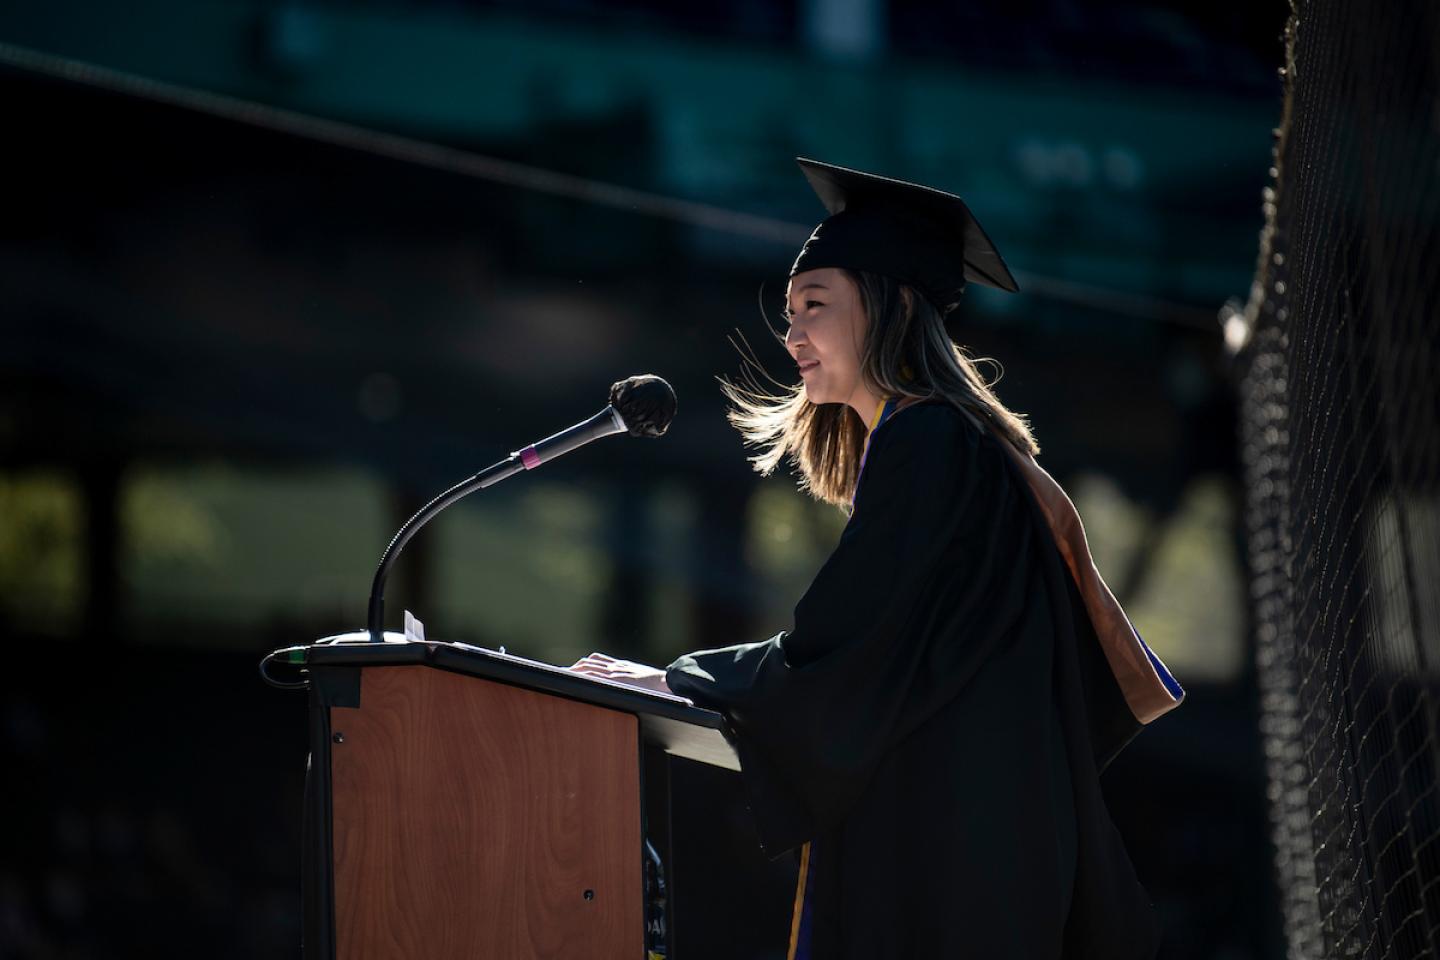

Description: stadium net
[1233,1,1440,957]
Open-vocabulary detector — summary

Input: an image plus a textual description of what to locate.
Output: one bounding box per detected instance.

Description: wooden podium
[294,634,763,960]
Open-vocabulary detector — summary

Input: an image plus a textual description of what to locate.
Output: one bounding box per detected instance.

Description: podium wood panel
[330,665,642,959]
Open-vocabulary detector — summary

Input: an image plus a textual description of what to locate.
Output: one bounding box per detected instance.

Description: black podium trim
[311,666,361,708]
[302,697,336,960]
[304,639,740,771]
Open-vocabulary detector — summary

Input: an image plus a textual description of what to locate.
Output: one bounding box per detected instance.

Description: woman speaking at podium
[568,157,1184,959]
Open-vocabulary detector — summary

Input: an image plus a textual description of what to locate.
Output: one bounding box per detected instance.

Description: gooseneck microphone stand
[364,374,676,642]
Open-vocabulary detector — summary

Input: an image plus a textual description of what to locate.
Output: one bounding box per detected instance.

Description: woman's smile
[784,267,880,418]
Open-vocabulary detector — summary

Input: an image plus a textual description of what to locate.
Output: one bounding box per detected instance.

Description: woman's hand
[566,652,671,694]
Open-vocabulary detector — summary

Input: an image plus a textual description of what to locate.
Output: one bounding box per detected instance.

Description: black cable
[259,645,312,690]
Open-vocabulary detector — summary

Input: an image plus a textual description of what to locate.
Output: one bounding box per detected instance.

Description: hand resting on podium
[566,652,672,695]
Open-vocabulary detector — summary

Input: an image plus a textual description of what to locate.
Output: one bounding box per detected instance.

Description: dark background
[1,1,1285,956]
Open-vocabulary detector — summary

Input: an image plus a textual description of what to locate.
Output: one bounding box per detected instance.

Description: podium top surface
[299,633,740,772]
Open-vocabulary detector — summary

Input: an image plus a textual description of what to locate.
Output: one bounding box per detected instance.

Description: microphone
[513,373,677,469]
[364,375,676,642]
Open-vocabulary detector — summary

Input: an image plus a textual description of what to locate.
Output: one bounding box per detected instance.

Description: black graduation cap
[788,157,1020,314]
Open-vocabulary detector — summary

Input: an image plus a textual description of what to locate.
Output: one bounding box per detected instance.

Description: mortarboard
[788,157,1020,314]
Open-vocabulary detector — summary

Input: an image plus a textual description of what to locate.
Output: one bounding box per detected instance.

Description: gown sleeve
[665,404,1024,858]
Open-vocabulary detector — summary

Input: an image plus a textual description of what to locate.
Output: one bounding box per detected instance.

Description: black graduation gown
[664,400,1164,959]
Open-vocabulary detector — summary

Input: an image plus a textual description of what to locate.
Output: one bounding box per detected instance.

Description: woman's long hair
[719,268,1040,512]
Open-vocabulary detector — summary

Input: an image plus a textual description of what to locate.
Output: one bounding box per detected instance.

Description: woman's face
[785,267,871,409]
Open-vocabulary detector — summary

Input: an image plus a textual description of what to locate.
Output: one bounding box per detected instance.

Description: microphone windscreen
[610,375,676,438]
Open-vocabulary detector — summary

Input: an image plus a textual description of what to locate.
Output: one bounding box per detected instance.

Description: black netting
[1234,1,1440,958]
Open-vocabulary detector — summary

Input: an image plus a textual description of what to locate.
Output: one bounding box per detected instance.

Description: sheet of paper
[403,609,425,644]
